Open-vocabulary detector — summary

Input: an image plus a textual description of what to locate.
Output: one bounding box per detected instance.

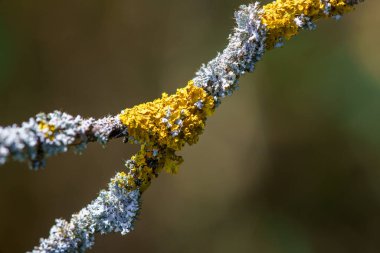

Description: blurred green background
[0,0,379,252]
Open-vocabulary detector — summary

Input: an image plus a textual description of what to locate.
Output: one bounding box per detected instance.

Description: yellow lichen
[119,80,214,151]
[118,80,214,192]
[123,145,185,192]
[38,121,56,140]
[262,0,353,49]
[112,171,129,189]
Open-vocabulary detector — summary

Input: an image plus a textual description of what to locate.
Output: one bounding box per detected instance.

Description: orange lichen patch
[119,80,214,151]
[262,0,353,49]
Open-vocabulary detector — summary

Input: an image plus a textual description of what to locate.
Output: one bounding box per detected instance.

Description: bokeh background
[0,0,379,252]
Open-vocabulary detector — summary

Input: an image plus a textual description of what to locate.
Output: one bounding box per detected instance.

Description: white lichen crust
[193,3,266,104]
[31,180,140,253]
[0,111,126,169]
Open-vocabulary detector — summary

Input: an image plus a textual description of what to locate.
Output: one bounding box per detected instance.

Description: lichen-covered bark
[0,1,365,252]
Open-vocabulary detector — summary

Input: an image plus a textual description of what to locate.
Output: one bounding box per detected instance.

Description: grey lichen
[193,3,267,105]
[0,111,126,169]
[31,180,140,253]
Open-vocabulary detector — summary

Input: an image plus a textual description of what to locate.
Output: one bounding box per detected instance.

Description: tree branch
[0,0,365,252]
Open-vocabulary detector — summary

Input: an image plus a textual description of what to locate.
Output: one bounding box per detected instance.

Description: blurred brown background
[0,0,379,252]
